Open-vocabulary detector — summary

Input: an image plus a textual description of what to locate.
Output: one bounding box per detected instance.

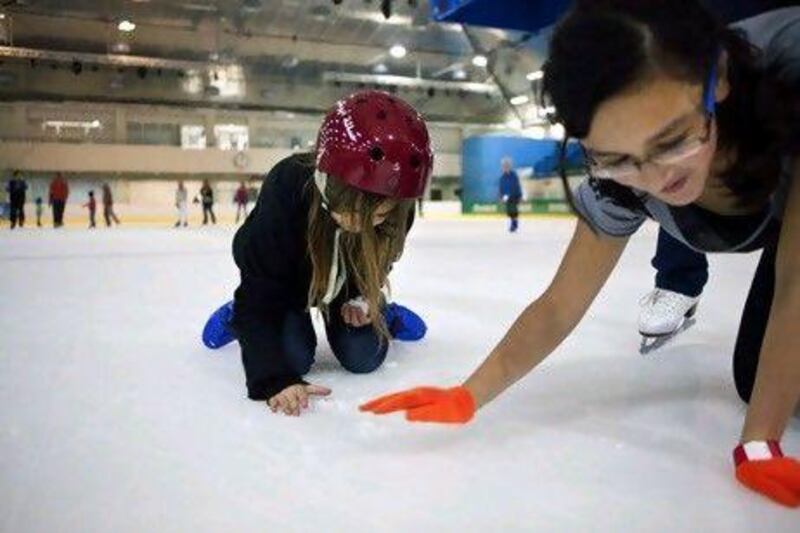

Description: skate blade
[639,317,696,355]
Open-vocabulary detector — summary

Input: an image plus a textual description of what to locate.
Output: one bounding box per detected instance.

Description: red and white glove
[733,440,800,507]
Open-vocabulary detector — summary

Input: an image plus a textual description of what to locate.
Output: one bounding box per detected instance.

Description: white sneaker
[638,289,700,337]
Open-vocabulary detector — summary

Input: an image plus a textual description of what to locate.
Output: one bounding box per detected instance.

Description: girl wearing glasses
[361,1,800,507]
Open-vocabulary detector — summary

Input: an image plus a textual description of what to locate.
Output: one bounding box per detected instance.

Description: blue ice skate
[202,300,236,349]
[383,303,427,341]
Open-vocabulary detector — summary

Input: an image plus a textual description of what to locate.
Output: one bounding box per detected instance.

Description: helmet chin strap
[314,169,346,305]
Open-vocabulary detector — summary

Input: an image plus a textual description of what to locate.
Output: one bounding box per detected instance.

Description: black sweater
[232,154,409,401]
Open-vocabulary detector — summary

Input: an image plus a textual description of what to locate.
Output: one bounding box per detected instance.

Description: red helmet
[316,90,433,199]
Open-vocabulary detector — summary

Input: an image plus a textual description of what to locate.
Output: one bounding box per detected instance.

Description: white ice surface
[1,218,798,532]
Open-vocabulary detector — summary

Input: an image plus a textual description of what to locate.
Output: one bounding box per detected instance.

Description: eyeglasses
[582,61,718,181]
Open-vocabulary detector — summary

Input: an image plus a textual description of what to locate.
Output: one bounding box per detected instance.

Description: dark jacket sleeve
[230,159,310,401]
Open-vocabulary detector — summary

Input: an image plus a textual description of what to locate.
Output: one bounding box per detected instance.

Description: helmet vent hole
[376,110,388,120]
[369,146,385,161]
[409,155,421,169]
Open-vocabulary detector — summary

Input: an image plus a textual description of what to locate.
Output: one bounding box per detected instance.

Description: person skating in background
[175,180,188,227]
[83,190,96,229]
[234,180,249,223]
[200,179,216,225]
[49,172,69,228]
[201,91,431,416]
[35,197,43,227]
[361,2,800,508]
[6,170,27,229]
[499,157,522,232]
[101,183,120,227]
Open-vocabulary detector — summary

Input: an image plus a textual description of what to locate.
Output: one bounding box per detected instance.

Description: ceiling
[0,0,550,124]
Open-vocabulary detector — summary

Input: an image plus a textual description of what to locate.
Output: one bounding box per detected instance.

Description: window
[214,124,248,151]
[181,125,207,149]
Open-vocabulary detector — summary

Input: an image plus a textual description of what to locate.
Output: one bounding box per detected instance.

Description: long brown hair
[306,171,415,342]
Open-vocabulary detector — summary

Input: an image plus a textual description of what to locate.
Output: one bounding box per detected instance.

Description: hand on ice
[734,440,800,507]
[360,386,475,424]
[342,298,371,327]
[268,383,332,416]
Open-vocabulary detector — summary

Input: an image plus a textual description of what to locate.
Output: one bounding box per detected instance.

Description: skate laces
[639,289,684,315]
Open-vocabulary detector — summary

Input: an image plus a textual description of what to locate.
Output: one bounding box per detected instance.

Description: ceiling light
[452,68,467,80]
[472,55,488,68]
[0,14,6,20]
[510,95,529,106]
[373,63,388,74]
[389,45,407,59]
[526,70,544,81]
[118,20,136,32]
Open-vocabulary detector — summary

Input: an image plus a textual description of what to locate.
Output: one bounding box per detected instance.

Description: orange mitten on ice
[734,441,800,507]
[359,386,475,424]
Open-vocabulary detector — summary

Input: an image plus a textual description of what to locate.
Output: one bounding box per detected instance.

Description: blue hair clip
[703,60,718,116]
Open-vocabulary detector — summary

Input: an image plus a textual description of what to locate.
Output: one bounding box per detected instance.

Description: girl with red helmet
[202,90,433,416]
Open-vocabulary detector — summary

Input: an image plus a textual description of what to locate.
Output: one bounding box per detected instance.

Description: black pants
[104,205,120,226]
[9,200,24,228]
[652,228,709,298]
[732,241,778,403]
[505,198,520,220]
[52,200,66,227]
[202,203,216,225]
[88,208,96,228]
[231,301,389,390]
[279,304,389,376]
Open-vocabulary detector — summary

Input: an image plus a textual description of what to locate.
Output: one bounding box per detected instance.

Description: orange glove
[734,441,800,507]
[359,386,476,424]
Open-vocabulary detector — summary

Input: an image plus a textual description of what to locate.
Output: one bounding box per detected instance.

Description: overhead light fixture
[452,68,467,80]
[118,20,136,32]
[526,70,544,81]
[0,13,6,20]
[373,63,388,74]
[510,95,529,106]
[389,44,407,59]
[472,55,488,68]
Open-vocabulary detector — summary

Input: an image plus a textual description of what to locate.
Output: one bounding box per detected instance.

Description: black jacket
[231,155,317,400]
[232,155,415,400]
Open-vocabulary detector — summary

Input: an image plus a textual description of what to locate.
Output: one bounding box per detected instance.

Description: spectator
[234,180,249,223]
[6,170,27,229]
[35,197,43,227]
[101,183,121,227]
[175,180,188,228]
[84,190,96,229]
[49,173,69,228]
[498,157,522,233]
[200,179,216,225]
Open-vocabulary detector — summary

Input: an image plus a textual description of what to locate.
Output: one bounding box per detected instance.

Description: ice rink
[1,217,798,532]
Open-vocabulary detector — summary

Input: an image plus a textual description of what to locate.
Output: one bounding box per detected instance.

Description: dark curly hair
[540,0,799,219]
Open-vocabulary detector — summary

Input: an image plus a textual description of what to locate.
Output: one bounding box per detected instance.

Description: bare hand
[267,383,332,416]
[341,302,371,327]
